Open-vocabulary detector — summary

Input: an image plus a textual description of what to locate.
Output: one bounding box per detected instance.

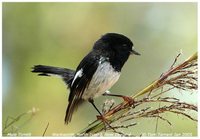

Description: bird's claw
[96,115,108,121]
[122,96,135,105]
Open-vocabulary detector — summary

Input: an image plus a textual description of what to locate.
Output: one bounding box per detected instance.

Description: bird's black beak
[130,49,140,55]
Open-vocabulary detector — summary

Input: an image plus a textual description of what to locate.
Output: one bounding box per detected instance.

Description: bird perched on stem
[32,33,140,124]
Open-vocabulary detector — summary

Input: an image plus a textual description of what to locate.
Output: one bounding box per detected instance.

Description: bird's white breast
[82,61,120,100]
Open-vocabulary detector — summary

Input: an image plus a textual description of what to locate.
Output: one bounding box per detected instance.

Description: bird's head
[93,33,140,71]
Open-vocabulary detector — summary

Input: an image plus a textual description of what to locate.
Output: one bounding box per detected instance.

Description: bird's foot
[122,96,135,106]
[96,115,109,122]
[96,115,114,130]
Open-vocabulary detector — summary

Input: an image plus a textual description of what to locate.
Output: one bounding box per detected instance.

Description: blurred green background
[2,2,197,136]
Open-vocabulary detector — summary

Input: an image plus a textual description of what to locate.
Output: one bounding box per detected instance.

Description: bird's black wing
[65,51,99,124]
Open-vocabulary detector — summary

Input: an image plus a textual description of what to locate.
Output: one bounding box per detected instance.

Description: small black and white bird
[32,33,140,124]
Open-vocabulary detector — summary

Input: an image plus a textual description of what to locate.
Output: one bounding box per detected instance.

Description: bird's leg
[103,91,134,105]
[88,98,107,121]
[88,98,113,130]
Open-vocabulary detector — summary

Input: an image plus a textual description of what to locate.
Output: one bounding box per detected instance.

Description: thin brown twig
[170,52,182,68]
[42,122,49,136]
[155,102,161,133]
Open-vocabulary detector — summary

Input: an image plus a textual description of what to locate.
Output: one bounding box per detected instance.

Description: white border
[1,0,199,2]
[0,1,2,138]
[197,1,199,138]
[1,1,199,138]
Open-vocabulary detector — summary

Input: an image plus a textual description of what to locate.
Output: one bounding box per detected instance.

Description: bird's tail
[31,65,75,85]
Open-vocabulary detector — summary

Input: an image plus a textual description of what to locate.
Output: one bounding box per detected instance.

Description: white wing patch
[99,56,109,64]
[71,69,83,86]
